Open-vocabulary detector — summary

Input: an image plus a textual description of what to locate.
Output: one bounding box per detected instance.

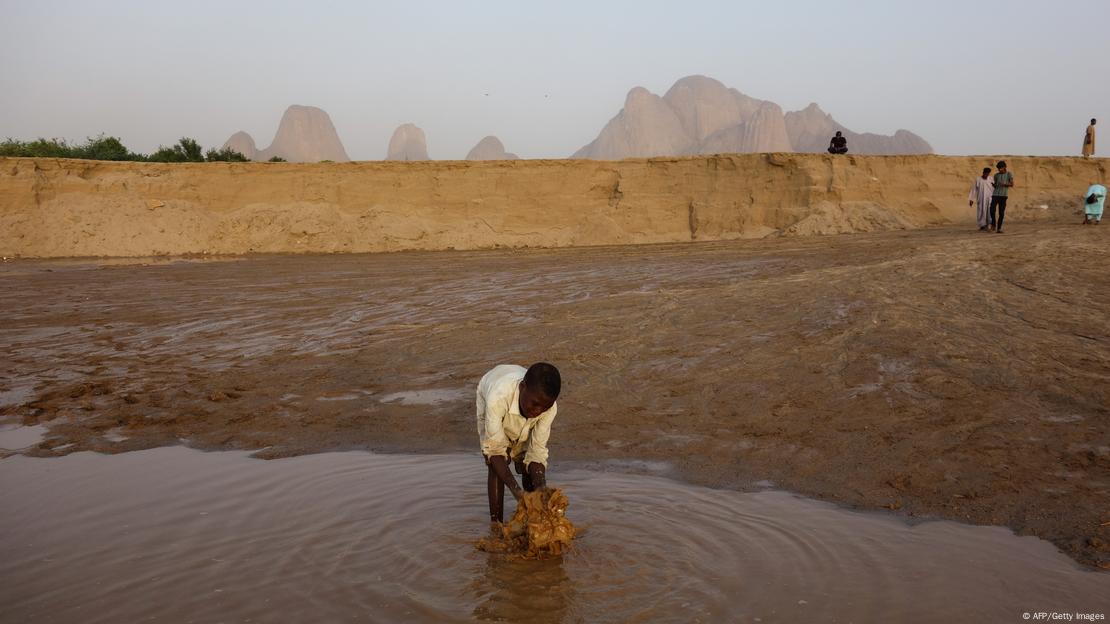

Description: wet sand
[3,448,1108,623]
[1,224,1108,569]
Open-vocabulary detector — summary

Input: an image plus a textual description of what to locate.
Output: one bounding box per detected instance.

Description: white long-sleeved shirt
[476,364,557,467]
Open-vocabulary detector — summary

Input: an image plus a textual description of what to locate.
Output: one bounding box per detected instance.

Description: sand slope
[0,154,1105,258]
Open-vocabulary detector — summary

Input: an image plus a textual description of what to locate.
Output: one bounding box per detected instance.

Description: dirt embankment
[1,155,1104,258]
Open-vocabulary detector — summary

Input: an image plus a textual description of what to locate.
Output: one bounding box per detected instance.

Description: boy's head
[996,160,1007,172]
[1092,119,1097,125]
[982,167,991,177]
[835,131,842,137]
[518,362,561,418]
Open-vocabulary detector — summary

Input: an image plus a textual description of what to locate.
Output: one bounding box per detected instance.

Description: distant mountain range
[222,105,350,163]
[573,75,932,159]
[221,111,514,163]
[222,76,931,161]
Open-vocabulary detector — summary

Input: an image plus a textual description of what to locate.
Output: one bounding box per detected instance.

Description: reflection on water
[473,555,574,623]
[1,447,1107,623]
[0,424,47,450]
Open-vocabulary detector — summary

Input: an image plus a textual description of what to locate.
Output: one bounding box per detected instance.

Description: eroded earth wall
[1,154,1105,258]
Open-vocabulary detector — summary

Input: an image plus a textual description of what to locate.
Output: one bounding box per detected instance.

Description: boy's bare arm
[488,455,524,499]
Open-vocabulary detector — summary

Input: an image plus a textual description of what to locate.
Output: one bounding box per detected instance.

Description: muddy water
[0,423,46,450]
[1,449,1107,623]
[4,229,1110,567]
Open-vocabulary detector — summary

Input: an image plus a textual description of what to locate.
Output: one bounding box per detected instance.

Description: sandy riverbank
[1,154,1105,258]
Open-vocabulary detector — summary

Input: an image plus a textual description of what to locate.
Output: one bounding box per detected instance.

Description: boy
[990,161,1015,233]
[476,362,561,523]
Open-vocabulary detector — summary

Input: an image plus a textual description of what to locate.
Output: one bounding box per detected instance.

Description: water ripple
[1,448,1107,623]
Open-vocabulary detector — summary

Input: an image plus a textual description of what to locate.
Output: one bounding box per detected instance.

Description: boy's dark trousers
[989,195,1008,229]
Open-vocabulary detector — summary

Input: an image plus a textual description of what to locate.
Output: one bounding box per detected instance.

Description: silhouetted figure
[1083,119,1096,158]
[828,131,848,154]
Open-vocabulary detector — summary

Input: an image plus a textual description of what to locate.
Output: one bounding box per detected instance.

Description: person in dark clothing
[828,131,848,154]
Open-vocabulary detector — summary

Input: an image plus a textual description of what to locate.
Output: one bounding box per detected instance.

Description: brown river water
[2,447,1107,623]
[3,228,1110,569]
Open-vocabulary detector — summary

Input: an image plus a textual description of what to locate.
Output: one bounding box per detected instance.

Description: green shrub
[1,137,75,158]
[179,137,204,162]
[148,146,183,162]
[268,156,287,162]
[205,147,249,162]
[148,137,205,163]
[0,135,146,160]
[1,134,248,164]
[72,135,140,161]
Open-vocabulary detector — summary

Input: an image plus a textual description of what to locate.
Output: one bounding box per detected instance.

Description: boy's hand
[527,462,547,491]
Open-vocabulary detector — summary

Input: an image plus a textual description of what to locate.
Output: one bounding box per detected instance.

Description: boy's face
[999,166,1007,173]
[518,383,555,418]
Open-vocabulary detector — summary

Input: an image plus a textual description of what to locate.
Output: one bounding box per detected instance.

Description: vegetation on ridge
[0,134,249,163]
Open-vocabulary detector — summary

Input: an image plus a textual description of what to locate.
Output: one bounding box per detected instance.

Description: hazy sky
[2,0,1107,159]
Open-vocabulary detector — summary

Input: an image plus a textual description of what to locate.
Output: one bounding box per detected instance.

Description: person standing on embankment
[990,161,1015,233]
[1082,119,1096,157]
[969,166,994,231]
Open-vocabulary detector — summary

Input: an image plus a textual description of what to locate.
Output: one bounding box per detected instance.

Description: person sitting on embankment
[477,362,561,524]
[828,131,848,154]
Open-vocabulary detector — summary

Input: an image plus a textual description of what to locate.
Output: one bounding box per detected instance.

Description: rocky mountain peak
[386,123,430,161]
[466,136,518,160]
[220,105,349,162]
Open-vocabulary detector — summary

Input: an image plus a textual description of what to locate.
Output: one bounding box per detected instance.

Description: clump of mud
[477,488,578,558]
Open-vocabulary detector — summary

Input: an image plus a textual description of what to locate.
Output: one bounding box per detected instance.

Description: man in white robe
[968,167,994,230]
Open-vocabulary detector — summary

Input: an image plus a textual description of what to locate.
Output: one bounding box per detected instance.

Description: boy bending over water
[476,363,561,523]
